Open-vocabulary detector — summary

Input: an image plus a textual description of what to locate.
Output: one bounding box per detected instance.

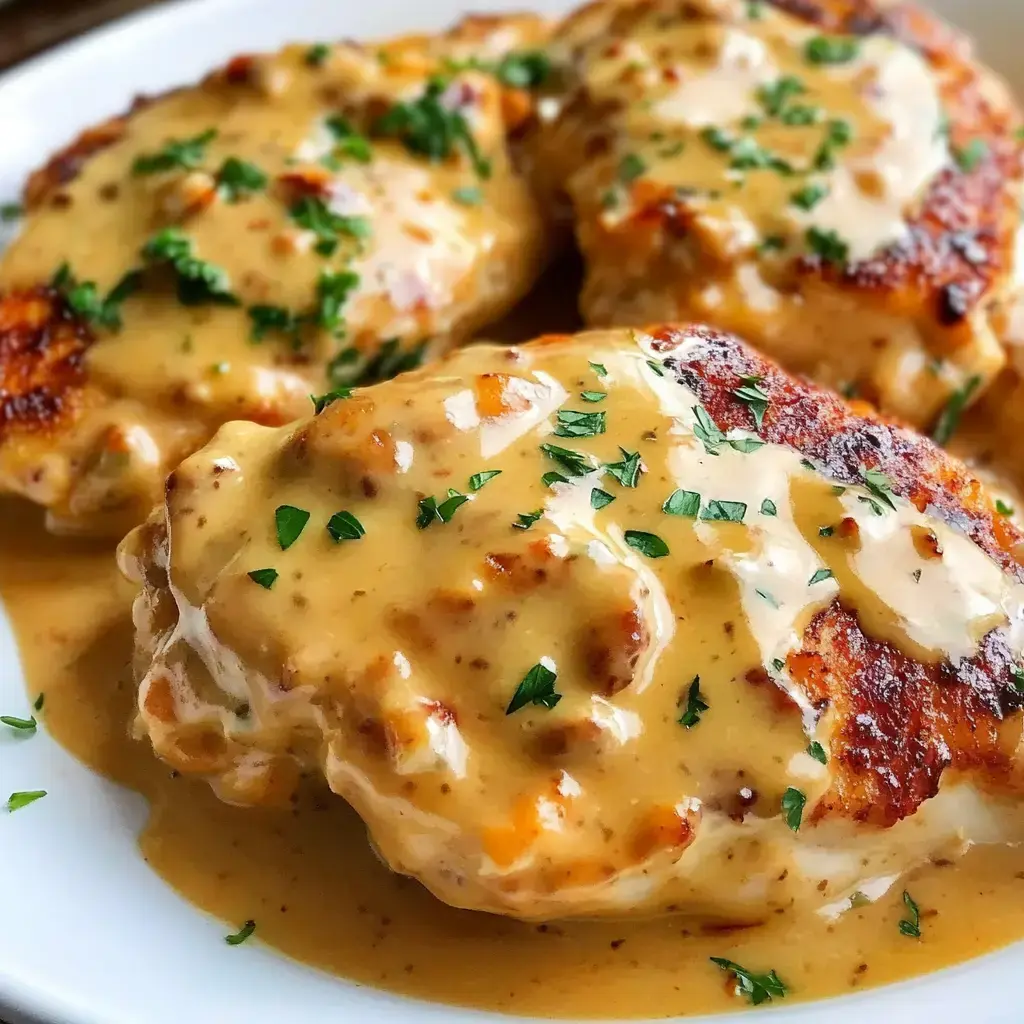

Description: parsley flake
[591,488,616,510]
[452,186,483,206]
[605,448,642,488]
[664,489,701,518]
[310,387,352,414]
[859,466,897,513]
[374,79,491,179]
[327,510,365,542]
[494,50,552,89]
[899,890,922,938]
[132,128,217,175]
[275,505,310,549]
[678,676,709,728]
[710,958,788,1006]
[33,693,44,712]
[216,157,268,201]
[760,498,778,516]
[624,530,669,558]
[555,409,606,438]
[225,920,256,945]
[513,509,543,530]
[540,443,595,478]
[589,361,608,377]
[805,35,860,64]
[142,229,238,306]
[417,490,469,528]
[580,390,606,403]
[618,152,647,183]
[781,787,806,830]
[996,499,1015,516]
[954,139,989,172]
[290,196,370,256]
[7,790,46,812]
[808,568,834,585]
[701,499,747,523]
[506,662,561,715]
[732,375,769,428]
[931,374,982,445]
[51,263,141,330]
[791,182,829,210]
[806,226,849,264]
[807,740,828,764]
[247,568,278,590]
[305,43,331,67]
[1,715,36,732]
[469,470,502,491]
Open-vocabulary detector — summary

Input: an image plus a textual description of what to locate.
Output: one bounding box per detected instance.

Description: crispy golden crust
[0,289,91,439]
[647,322,1024,826]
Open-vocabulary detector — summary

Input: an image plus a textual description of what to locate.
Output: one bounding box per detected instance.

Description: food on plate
[0,14,552,536]
[528,0,1024,431]
[118,323,1024,920]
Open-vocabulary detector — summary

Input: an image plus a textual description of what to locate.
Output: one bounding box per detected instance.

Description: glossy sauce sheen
[4,374,1024,1015]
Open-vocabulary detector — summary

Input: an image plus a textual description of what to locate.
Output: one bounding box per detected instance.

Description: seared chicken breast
[119,323,1024,921]
[528,0,1024,429]
[0,16,552,536]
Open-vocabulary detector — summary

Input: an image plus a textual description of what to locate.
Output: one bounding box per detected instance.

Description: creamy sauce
[0,34,548,535]
[5,492,1024,1018]
[536,0,1014,428]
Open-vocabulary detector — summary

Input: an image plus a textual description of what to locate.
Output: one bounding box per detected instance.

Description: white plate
[1,1,1023,1022]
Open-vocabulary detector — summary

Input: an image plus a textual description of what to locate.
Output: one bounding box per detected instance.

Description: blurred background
[0,0,168,70]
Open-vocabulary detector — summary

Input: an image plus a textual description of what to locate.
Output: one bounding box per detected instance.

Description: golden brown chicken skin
[528,0,1024,430]
[119,323,1024,922]
[0,16,553,535]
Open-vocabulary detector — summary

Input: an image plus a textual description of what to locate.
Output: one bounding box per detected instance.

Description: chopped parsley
[290,196,370,257]
[249,304,302,343]
[781,787,806,831]
[580,390,606,403]
[757,588,779,609]
[732,375,769,428]
[678,676,709,728]
[780,103,822,126]
[814,118,854,170]
[373,78,491,178]
[142,229,238,306]
[7,790,46,812]
[275,505,310,549]
[664,489,701,518]
[757,75,805,116]
[330,336,424,388]
[806,226,849,264]
[859,466,897,514]
[316,269,361,333]
[804,35,860,64]
[710,958,788,1006]
[417,490,469,528]
[996,499,1015,516]
[513,509,543,530]
[624,530,669,558]
[324,116,373,164]
[899,890,922,938]
[506,662,561,714]
[605,448,642,488]
[760,498,778,516]
[540,443,595,478]
[51,263,141,330]
[589,361,608,377]
[225,920,256,945]
[701,499,747,523]
[618,152,647,183]
[646,360,665,377]
[247,568,278,589]
[1,715,36,732]
[692,405,764,455]
[468,470,502,491]
[954,139,989,172]
[555,409,606,438]
[452,186,483,206]
[808,568,834,585]
[132,128,217,175]
[33,693,44,712]
[791,182,829,211]
[931,374,982,445]
[591,487,615,510]
[819,524,835,537]
[542,471,568,488]
[327,510,365,542]
[310,387,352,414]
[216,157,268,201]
[0,202,22,222]
[305,43,331,67]
[807,740,828,764]
[494,50,552,89]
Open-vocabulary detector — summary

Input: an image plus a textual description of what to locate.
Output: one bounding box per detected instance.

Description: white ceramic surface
[1,1,1023,1022]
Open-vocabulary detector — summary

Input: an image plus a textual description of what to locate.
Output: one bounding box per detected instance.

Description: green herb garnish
[469,470,502,491]
[51,263,141,330]
[678,676,709,728]
[760,498,777,516]
[808,568,834,585]
[494,50,552,89]
[605,448,642,488]
[132,128,217,175]
[781,787,806,830]
[247,568,279,589]
[141,229,238,306]
[710,958,788,1006]
[859,466,897,514]
[417,490,469,528]
[806,226,849,264]
[327,510,365,542]
[791,182,829,210]
[1,715,36,732]
[580,390,606,403]
[807,741,827,764]
[805,35,860,64]
[275,505,310,549]
[618,152,647,183]
[624,530,669,558]
[7,790,46,812]
[664,489,701,518]
[216,157,268,201]
[898,890,921,938]
[452,186,482,206]
[540,443,595,478]
[931,374,982,445]
[555,409,606,438]
[225,920,256,945]
[290,196,370,257]
[513,509,543,530]
[701,499,747,523]
[506,662,561,714]
[954,139,989,172]
[310,387,352,414]
[590,488,615,510]
[305,43,331,67]
[732,375,769,428]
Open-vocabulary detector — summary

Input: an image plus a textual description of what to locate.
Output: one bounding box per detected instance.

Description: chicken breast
[118,323,1024,921]
[528,0,1024,430]
[0,15,552,535]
